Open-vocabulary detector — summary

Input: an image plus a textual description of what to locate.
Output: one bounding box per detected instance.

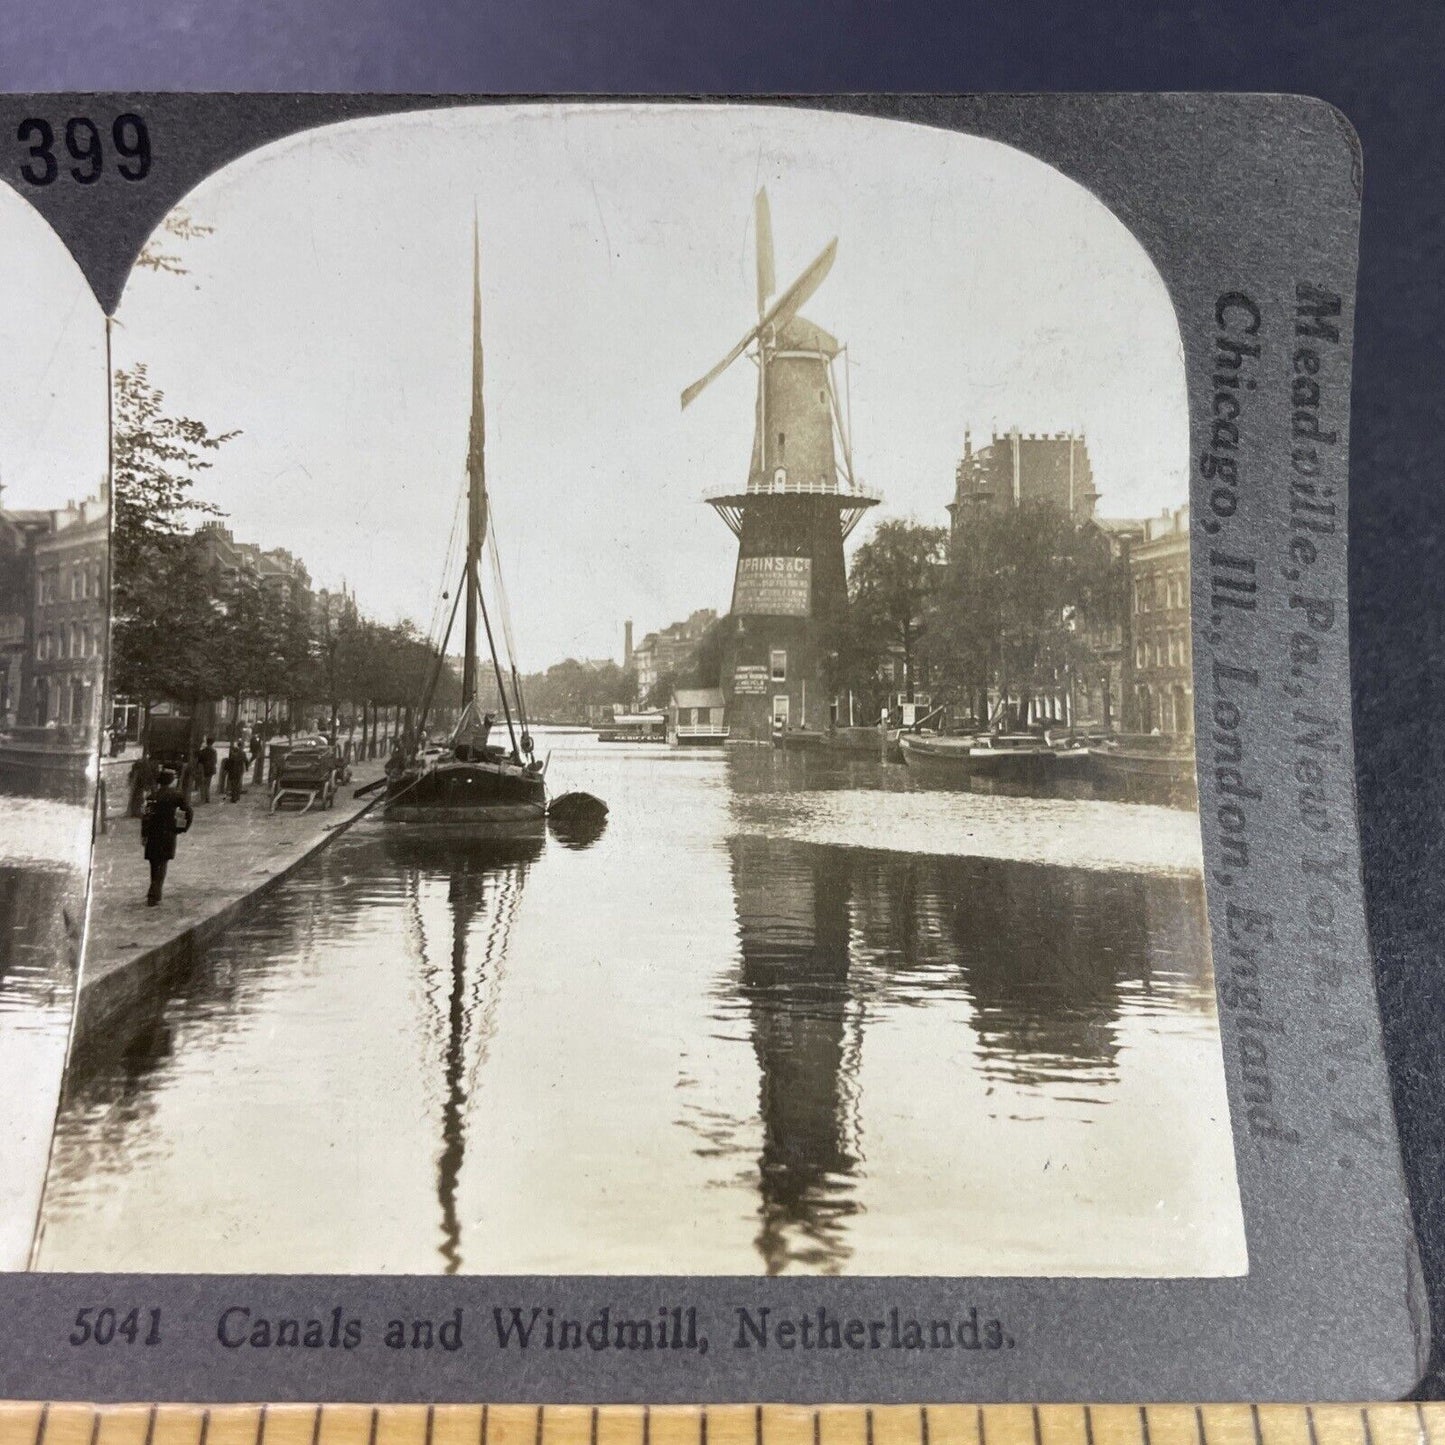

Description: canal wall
[74,761,386,1050]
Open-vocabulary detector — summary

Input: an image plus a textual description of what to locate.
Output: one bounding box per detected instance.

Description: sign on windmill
[732,555,812,616]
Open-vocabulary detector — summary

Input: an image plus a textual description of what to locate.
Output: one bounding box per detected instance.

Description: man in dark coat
[127,753,159,818]
[223,741,246,802]
[141,768,192,906]
[196,736,218,803]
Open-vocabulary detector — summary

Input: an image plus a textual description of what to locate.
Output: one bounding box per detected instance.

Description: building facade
[632,608,717,702]
[1075,515,1145,729]
[948,428,1098,531]
[27,487,109,732]
[0,509,45,729]
[1126,505,1192,734]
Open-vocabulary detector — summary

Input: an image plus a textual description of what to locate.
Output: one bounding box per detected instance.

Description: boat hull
[898,734,980,775]
[381,758,547,832]
[1089,747,1198,808]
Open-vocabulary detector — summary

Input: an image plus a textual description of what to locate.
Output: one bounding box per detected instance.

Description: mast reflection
[386,831,542,1274]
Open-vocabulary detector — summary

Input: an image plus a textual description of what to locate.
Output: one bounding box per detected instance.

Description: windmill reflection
[723,836,1212,1273]
[727,835,862,1275]
[386,831,542,1274]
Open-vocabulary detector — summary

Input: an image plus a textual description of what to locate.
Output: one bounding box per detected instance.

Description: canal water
[0,796,90,1269]
[36,735,1246,1277]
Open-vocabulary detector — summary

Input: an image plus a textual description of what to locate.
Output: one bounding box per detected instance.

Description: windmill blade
[680,233,837,412]
[680,322,760,410]
[759,235,837,336]
[755,187,775,316]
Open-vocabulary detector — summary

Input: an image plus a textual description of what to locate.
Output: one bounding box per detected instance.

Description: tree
[109,364,237,732]
[848,519,948,702]
[928,502,1114,726]
[134,209,215,277]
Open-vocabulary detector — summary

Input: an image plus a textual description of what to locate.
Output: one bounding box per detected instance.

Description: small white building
[668,687,728,746]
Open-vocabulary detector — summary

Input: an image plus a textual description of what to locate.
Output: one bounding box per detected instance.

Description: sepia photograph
[0,182,110,1270]
[13,104,1243,1277]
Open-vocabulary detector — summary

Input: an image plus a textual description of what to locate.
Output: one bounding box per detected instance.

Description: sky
[3,104,1189,671]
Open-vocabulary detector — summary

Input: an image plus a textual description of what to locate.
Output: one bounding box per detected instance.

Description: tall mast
[462,215,487,706]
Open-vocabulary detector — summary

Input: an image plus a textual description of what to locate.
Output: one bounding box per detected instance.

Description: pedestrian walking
[140,768,192,906]
[196,736,218,803]
[249,732,264,785]
[223,741,246,802]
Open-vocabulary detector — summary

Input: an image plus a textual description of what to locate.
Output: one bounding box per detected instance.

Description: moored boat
[381,222,549,836]
[597,712,667,743]
[1089,733,1198,808]
[965,733,1057,785]
[897,731,983,775]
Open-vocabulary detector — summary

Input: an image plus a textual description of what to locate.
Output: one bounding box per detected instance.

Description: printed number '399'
[69,1306,162,1346]
[17,115,151,185]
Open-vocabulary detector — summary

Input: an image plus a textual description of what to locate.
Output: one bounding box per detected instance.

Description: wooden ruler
[0,1404,1440,1445]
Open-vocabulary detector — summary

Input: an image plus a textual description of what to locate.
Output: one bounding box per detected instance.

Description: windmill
[682,189,879,739]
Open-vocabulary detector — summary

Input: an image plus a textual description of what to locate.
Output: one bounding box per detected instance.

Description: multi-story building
[1075,515,1146,729]
[27,486,109,731]
[192,522,315,734]
[197,523,312,608]
[1126,505,1192,734]
[0,507,47,728]
[632,608,717,702]
[948,428,1098,532]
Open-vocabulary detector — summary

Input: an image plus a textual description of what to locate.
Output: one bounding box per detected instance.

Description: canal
[0,795,90,1269]
[35,735,1246,1277]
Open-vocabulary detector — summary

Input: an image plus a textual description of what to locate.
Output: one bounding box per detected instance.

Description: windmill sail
[755,187,775,315]
[680,235,837,410]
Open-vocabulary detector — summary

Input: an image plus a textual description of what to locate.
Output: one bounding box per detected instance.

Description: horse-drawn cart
[270,737,345,814]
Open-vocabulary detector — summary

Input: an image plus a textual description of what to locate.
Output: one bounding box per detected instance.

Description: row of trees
[476,657,636,724]
[111,366,458,749]
[835,507,1123,724]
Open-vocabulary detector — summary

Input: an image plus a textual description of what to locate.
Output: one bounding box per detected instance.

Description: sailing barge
[381,224,547,834]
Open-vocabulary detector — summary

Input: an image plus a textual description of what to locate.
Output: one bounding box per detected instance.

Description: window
[1135,641,1146,669]
[770,649,787,682]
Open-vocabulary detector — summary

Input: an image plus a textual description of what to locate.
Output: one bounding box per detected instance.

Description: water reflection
[720,835,1216,1274]
[0,852,85,1267]
[40,738,1244,1276]
[727,837,861,1274]
[384,833,542,1273]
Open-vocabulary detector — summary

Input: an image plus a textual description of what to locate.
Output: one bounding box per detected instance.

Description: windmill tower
[682,189,879,739]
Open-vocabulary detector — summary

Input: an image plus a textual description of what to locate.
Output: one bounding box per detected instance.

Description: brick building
[632,608,717,703]
[948,428,1098,531]
[197,522,312,607]
[1126,505,1192,734]
[0,508,47,728]
[1075,515,1146,729]
[26,486,109,731]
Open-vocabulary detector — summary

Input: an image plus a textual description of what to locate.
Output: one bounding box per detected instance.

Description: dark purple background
[0,0,1441,1395]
